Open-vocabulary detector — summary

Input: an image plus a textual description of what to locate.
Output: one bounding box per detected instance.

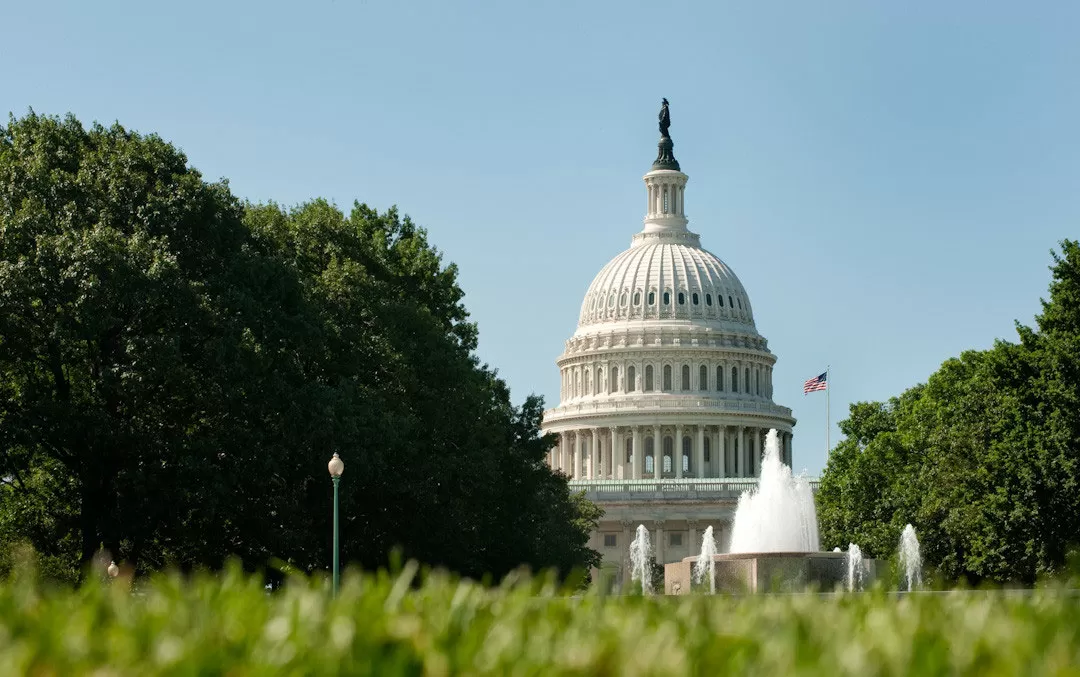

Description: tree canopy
[817,240,1080,584]
[0,111,600,583]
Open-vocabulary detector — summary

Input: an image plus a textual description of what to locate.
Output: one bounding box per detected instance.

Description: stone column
[785,432,793,468]
[632,427,643,480]
[675,424,684,478]
[687,519,699,558]
[573,432,582,479]
[718,426,727,478]
[654,520,665,564]
[591,428,600,480]
[753,428,761,477]
[737,427,745,478]
[695,426,705,478]
[652,425,661,480]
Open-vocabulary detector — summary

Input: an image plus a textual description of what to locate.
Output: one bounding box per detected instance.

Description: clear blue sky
[5,1,1079,476]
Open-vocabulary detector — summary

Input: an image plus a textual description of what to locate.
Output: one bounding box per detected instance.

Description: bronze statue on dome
[659,98,671,138]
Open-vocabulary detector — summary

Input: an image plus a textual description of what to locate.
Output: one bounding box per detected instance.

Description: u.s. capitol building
[542,101,796,585]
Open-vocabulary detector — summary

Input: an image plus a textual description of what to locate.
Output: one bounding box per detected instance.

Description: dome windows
[728,296,734,309]
[608,293,616,308]
[737,298,743,310]
[648,291,655,305]
[628,365,637,392]
[706,294,713,306]
[681,365,690,391]
[645,365,654,391]
[611,366,619,393]
[663,292,670,305]
[620,292,628,306]
[678,292,685,305]
[692,293,699,305]
[634,291,641,305]
[699,365,708,391]
[716,366,724,392]
[663,365,672,391]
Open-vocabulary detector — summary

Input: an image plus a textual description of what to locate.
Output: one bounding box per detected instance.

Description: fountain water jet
[846,543,864,592]
[628,524,654,595]
[692,526,718,594]
[729,430,820,553]
[898,524,922,591]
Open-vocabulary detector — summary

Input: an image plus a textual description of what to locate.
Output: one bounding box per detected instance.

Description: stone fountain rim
[681,551,852,563]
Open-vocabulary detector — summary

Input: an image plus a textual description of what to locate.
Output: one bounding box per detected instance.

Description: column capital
[653,519,666,529]
[620,519,636,529]
[686,519,699,528]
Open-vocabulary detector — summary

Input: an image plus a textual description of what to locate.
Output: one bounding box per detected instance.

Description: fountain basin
[665,552,878,595]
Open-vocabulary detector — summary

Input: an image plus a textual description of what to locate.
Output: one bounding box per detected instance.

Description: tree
[817,241,1080,584]
[0,112,599,583]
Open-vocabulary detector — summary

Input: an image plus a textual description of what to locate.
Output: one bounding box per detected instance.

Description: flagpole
[826,365,831,456]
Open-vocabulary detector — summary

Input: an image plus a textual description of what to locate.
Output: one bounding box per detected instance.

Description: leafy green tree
[0,112,599,583]
[818,241,1080,585]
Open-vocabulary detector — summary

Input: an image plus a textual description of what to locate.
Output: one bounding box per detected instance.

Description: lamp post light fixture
[328,452,344,595]
[107,561,119,578]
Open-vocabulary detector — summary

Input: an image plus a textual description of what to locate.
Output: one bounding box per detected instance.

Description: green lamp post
[328,452,344,595]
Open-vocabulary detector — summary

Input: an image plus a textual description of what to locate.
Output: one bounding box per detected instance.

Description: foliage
[0,111,599,583]
[818,241,1080,584]
[2,564,1080,676]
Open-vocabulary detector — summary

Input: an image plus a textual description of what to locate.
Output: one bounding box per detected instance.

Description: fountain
[846,543,864,591]
[628,524,654,595]
[729,430,820,553]
[692,526,718,594]
[898,524,922,591]
[664,429,879,594]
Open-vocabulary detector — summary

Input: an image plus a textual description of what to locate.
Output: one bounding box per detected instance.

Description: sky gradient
[5,1,1079,475]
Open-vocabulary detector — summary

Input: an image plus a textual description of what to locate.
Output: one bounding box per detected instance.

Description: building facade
[542,106,796,583]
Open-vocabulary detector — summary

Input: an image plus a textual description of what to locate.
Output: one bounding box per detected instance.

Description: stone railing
[545,395,794,422]
[567,478,821,501]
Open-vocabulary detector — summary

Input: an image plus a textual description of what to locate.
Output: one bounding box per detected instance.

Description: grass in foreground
[2,562,1079,676]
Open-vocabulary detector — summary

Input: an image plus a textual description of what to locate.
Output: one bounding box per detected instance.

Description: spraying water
[846,543,864,592]
[729,429,820,553]
[898,524,922,591]
[692,526,718,594]
[629,524,654,595]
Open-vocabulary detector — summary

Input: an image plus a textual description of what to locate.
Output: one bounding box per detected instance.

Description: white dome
[578,239,756,331]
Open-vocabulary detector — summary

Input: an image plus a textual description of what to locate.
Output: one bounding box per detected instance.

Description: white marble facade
[542,126,796,583]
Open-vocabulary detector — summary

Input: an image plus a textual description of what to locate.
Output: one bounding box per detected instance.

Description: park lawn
[1,563,1078,676]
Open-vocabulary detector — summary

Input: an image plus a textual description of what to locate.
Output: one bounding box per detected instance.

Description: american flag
[803,372,828,394]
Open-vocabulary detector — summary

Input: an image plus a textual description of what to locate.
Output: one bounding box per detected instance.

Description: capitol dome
[577,239,756,332]
[541,101,796,572]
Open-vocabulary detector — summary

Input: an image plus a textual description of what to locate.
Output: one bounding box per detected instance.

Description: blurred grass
[2,560,1079,676]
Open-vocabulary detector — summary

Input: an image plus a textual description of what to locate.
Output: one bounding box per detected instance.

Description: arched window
[611,366,619,393]
[692,292,699,305]
[704,436,711,463]
[683,436,692,472]
[628,365,637,392]
[648,291,655,305]
[719,295,724,307]
[699,365,708,391]
[663,291,670,305]
[645,437,655,473]
[625,437,633,463]
[663,365,672,391]
[745,368,751,394]
[608,293,615,308]
[728,296,734,308]
[681,364,690,391]
[662,436,674,473]
[633,291,641,305]
[731,367,738,393]
[706,294,713,306]
[678,292,685,305]
[587,369,593,395]
[756,369,761,396]
[645,365,654,391]
[738,298,743,309]
[716,365,724,392]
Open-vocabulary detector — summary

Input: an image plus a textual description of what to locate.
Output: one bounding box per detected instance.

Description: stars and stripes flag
[803,372,828,394]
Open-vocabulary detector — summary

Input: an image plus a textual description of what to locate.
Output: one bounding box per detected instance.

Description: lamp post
[328,452,344,596]
[107,561,119,579]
